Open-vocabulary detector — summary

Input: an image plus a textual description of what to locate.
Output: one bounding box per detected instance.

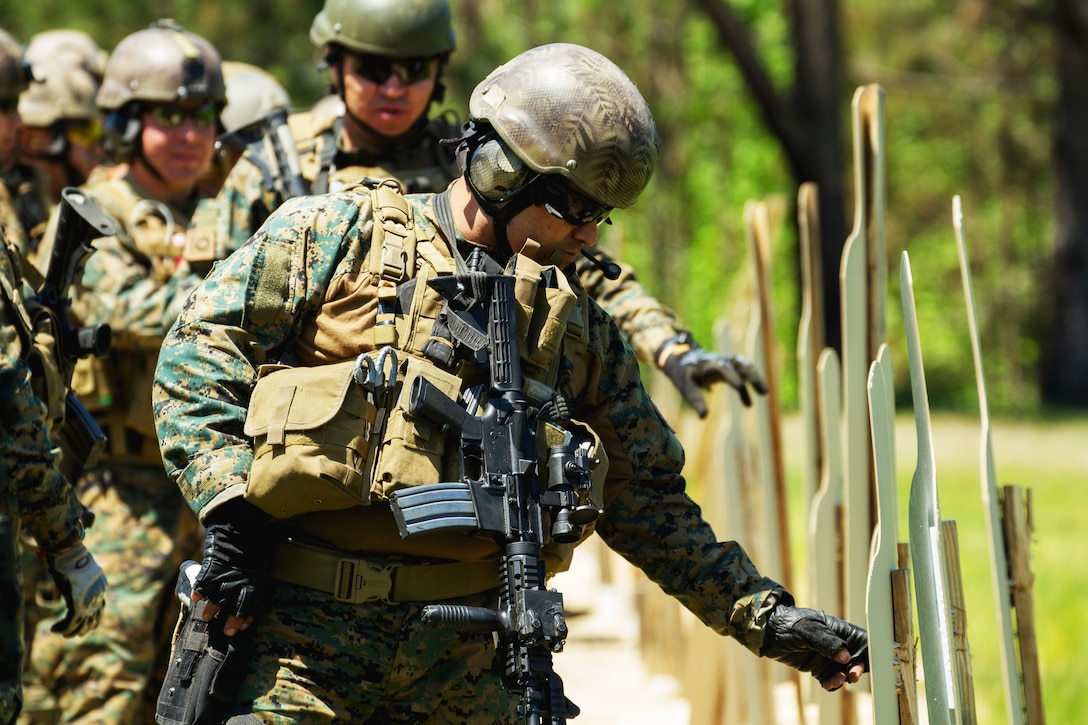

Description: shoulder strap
[367,180,416,347]
[0,240,34,355]
[312,118,342,196]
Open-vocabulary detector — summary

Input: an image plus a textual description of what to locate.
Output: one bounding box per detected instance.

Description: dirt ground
[551,538,692,725]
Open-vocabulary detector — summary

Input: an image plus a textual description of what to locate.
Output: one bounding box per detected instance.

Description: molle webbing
[368,181,416,347]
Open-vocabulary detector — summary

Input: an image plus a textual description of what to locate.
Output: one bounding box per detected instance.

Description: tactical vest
[290,112,461,196]
[67,178,200,464]
[0,164,50,259]
[0,238,68,444]
[241,181,606,560]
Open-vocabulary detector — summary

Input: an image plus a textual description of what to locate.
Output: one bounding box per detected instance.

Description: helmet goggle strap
[459,126,614,257]
[460,127,539,259]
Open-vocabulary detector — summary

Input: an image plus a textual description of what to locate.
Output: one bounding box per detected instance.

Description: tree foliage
[0,0,1062,413]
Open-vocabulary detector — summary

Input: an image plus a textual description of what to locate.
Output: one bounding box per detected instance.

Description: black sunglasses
[348,53,438,86]
[535,177,613,227]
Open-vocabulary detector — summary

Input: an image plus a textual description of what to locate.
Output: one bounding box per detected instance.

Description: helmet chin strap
[134,143,168,186]
[464,178,515,262]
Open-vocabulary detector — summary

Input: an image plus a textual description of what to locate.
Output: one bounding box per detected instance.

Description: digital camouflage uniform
[20,20,225,723]
[199,0,691,380]
[210,113,692,365]
[0,236,88,724]
[152,186,783,723]
[0,167,51,262]
[19,172,204,725]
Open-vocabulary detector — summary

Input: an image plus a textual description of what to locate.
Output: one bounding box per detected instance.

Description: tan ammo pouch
[70,355,115,411]
[23,322,67,429]
[367,353,462,502]
[509,255,578,382]
[243,350,462,518]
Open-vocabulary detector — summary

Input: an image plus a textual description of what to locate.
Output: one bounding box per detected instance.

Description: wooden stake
[941,519,977,723]
[891,563,918,725]
[1002,485,1045,724]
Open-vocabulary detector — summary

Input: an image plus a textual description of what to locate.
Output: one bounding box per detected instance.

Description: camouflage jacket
[47,172,206,455]
[152,187,781,652]
[0,237,84,547]
[206,108,689,365]
[0,164,50,261]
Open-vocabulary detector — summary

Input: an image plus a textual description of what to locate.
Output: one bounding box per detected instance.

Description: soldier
[197,60,291,200]
[17,29,109,205]
[212,0,765,418]
[188,61,292,266]
[19,20,220,724]
[0,29,50,260]
[21,29,108,80]
[153,43,867,724]
[0,224,108,723]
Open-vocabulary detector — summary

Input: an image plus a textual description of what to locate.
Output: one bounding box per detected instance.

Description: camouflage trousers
[224,579,519,724]
[19,464,201,725]
[1,518,25,725]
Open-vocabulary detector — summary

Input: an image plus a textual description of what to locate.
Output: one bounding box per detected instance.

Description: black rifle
[257,107,309,202]
[390,269,600,725]
[30,187,114,483]
[0,516,19,692]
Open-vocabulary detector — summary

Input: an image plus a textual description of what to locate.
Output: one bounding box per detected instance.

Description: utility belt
[268,538,500,604]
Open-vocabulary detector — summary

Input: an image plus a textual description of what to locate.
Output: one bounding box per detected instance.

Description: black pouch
[156,562,253,725]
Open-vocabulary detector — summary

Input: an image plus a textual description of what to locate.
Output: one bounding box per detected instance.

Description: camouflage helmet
[219,61,290,135]
[24,29,108,81]
[96,20,225,111]
[310,0,455,58]
[469,43,657,209]
[0,27,32,101]
[18,61,100,127]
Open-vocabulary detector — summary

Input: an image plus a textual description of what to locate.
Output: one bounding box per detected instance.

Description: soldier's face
[339,52,438,137]
[140,102,218,190]
[505,203,600,268]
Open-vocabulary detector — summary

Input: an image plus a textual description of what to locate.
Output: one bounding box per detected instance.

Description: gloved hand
[45,542,108,637]
[662,345,768,417]
[761,601,870,690]
[193,501,271,636]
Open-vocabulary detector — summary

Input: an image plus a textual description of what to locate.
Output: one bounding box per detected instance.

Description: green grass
[890,412,1087,723]
[661,387,1083,721]
[779,411,1086,723]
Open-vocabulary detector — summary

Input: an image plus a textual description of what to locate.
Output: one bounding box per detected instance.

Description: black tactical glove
[761,599,870,689]
[661,343,768,417]
[45,541,108,637]
[193,500,271,624]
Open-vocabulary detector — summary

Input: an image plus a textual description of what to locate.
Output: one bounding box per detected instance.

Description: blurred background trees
[1,0,1073,413]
